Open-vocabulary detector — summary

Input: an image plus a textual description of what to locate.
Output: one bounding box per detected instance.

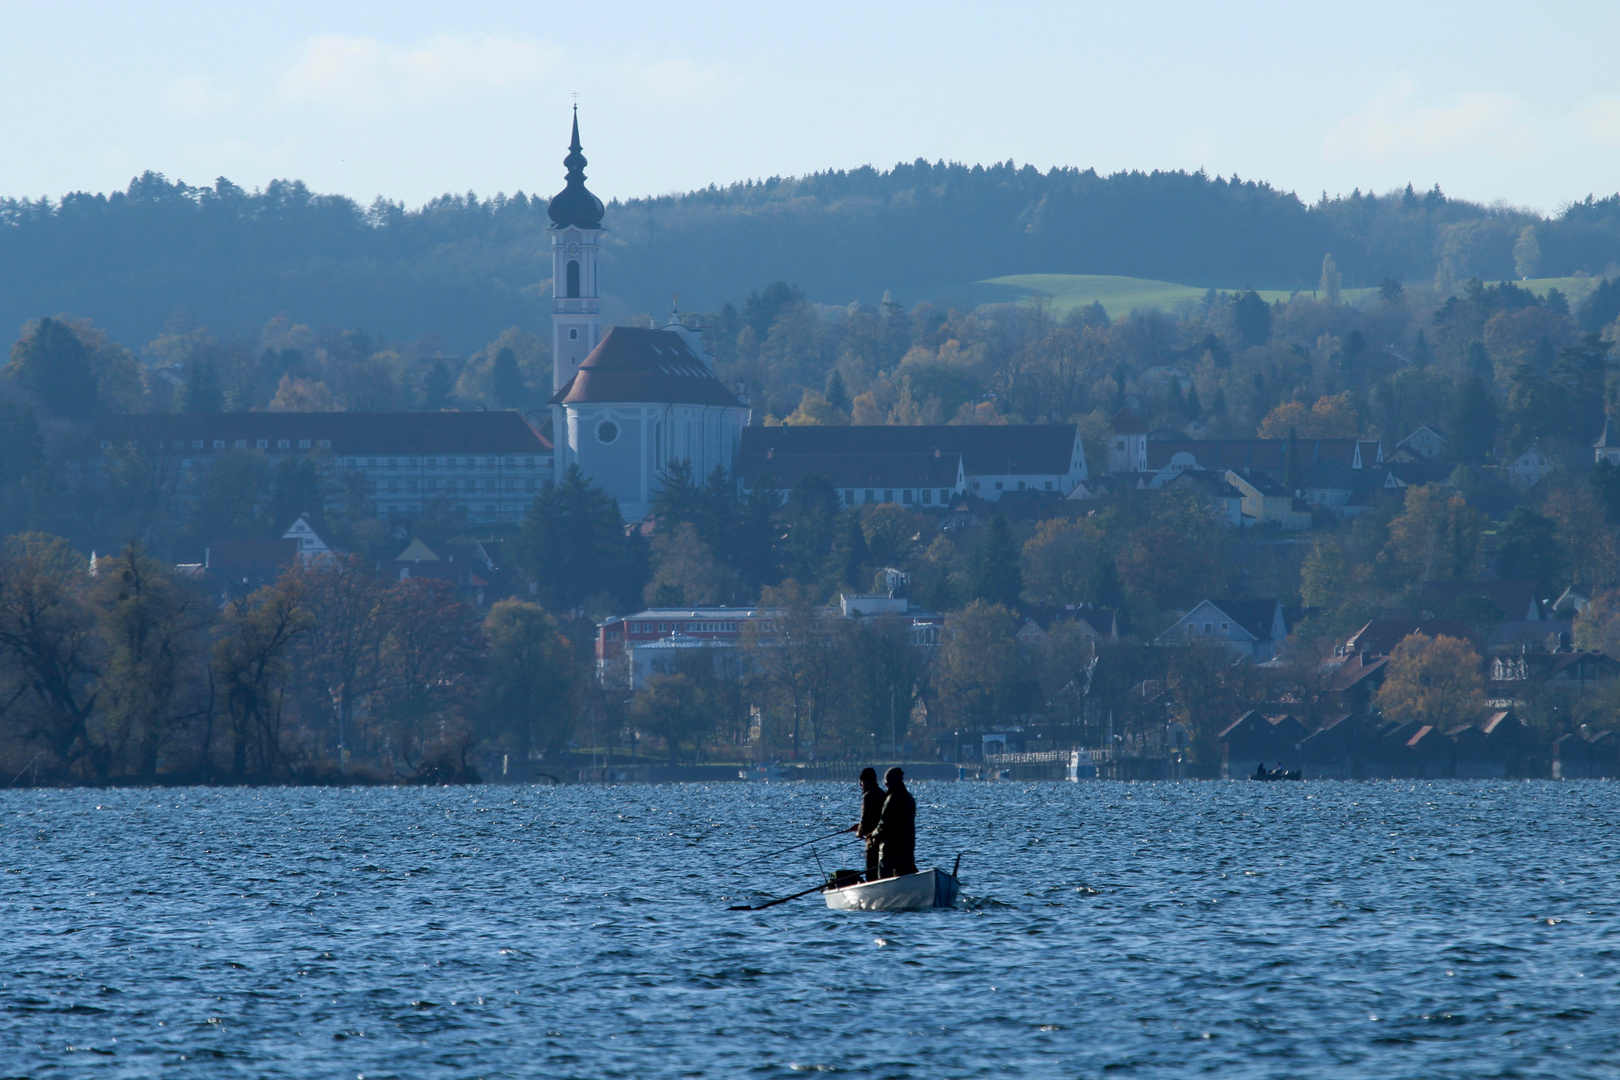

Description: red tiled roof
[1110,407,1147,435]
[551,326,742,408]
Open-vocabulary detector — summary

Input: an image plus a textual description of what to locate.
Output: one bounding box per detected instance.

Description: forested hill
[5,162,1620,352]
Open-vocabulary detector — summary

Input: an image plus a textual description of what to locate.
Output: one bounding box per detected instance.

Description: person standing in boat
[846,767,886,882]
[872,767,918,878]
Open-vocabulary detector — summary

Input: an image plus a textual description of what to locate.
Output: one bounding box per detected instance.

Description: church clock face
[565,241,582,258]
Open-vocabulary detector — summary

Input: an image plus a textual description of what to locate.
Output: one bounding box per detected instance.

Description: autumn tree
[214,574,313,780]
[630,672,708,762]
[479,600,578,762]
[1021,517,1116,607]
[1383,484,1485,583]
[1574,589,1620,657]
[375,577,482,780]
[849,614,930,751]
[1257,392,1358,439]
[1029,619,1095,730]
[1117,489,1225,609]
[291,556,391,757]
[0,533,103,779]
[91,542,212,778]
[1375,633,1486,731]
[643,522,740,606]
[933,601,1027,732]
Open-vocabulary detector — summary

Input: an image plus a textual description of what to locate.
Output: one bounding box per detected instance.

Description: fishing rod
[728,881,828,911]
[737,827,852,867]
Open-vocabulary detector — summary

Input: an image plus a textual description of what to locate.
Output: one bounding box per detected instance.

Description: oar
[738,828,850,867]
[728,882,826,911]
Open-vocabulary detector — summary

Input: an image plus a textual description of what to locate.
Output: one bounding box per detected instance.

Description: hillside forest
[4,162,1620,352]
[7,252,1620,782]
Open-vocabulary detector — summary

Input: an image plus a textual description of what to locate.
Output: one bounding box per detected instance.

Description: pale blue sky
[1,0,1616,214]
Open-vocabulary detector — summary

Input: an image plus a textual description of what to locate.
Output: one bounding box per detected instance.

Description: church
[545,112,1087,521]
[546,111,750,520]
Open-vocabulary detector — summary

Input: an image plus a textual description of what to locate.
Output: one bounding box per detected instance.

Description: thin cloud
[1324,78,1533,162]
[621,56,727,99]
[279,34,561,111]
[1574,98,1620,146]
[160,76,241,117]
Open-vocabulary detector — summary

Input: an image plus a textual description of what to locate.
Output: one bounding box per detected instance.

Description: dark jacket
[857,786,886,839]
[872,784,916,850]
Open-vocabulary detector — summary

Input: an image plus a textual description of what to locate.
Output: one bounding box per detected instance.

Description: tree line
[5,162,1620,352]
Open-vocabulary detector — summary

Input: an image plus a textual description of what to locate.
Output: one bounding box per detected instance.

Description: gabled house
[1395,426,1448,460]
[1508,445,1558,491]
[1156,599,1289,661]
[1014,605,1120,647]
[1595,418,1620,466]
[1223,469,1311,530]
[1553,584,1618,616]
[1160,468,1244,526]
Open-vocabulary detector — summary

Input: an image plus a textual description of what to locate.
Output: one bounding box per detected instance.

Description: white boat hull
[823,868,959,911]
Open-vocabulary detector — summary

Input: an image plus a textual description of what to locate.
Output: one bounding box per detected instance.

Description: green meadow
[979,273,1594,319]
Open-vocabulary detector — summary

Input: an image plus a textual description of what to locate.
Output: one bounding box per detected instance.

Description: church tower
[548,107,605,395]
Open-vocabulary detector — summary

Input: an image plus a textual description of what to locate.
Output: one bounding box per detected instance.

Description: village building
[94,412,552,525]
[1223,469,1312,529]
[739,424,1086,507]
[1507,445,1558,490]
[1394,426,1447,459]
[1154,598,1290,661]
[1595,418,1620,466]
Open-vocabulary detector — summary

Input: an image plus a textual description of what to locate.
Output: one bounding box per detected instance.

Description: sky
[1,0,1618,216]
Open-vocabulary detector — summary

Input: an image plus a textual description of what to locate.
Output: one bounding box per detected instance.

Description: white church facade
[545,110,750,520]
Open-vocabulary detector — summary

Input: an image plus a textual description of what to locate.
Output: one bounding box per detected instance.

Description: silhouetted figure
[847,767,886,882]
[873,767,918,878]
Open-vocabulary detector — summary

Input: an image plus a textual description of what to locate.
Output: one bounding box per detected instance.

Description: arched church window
[569,328,579,340]
[596,420,619,444]
[567,260,581,298]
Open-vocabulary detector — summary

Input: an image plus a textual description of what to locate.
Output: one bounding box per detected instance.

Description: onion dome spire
[548,106,604,229]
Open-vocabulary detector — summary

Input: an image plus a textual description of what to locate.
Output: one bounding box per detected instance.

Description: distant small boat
[823,868,959,911]
[738,764,791,781]
[1250,768,1302,782]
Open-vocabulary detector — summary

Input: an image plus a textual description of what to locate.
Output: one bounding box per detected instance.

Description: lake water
[4,780,1619,1078]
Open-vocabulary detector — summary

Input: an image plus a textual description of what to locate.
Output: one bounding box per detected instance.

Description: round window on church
[596,420,619,444]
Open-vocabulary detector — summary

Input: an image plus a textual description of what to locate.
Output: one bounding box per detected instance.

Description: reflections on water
[3,780,1619,1078]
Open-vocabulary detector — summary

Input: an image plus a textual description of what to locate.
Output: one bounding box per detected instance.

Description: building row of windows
[373,477,537,493]
[337,456,545,470]
[98,443,546,471]
[630,620,742,633]
[840,488,958,507]
[1185,620,1233,637]
[971,478,1057,492]
[104,438,334,452]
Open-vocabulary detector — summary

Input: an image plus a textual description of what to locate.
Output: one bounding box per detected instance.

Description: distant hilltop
[2,159,1619,350]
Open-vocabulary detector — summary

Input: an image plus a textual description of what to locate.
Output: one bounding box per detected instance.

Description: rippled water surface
[5,780,1620,1078]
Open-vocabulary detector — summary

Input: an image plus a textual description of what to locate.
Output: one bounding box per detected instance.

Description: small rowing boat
[823,868,959,911]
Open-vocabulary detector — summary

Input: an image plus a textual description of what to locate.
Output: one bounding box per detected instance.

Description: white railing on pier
[982,749,1112,767]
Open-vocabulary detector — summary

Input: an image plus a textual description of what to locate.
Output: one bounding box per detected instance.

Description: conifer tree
[968,511,1022,607]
